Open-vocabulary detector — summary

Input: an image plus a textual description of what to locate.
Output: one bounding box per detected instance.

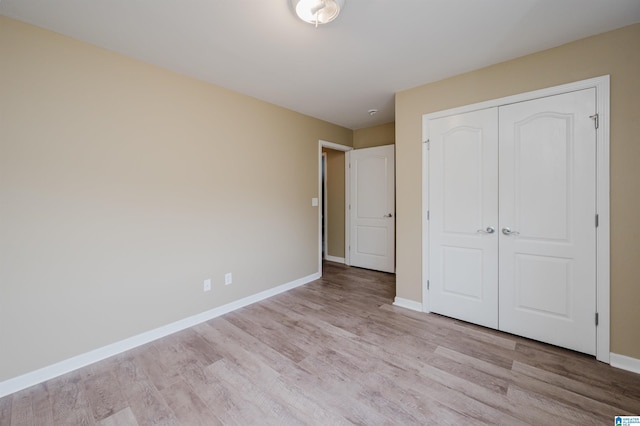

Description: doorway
[318,140,352,275]
[318,141,397,275]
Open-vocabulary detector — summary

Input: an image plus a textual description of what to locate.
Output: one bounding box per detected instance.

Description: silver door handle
[384,213,393,218]
[477,226,495,234]
[502,227,520,236]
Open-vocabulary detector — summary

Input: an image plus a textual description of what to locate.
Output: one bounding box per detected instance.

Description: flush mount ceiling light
[292,0,345,27]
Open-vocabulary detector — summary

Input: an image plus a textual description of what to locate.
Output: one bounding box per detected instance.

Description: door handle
[476,226,495,234]
[502,227,520,236]
[384,213,393,218]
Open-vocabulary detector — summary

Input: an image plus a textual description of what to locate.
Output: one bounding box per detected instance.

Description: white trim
[422,76,610,122]
[610,353,640,375]
[393,297,423,312]
[0,272,320,398]
[422,76,611,362]
[318,140,352,275]
[421,119,430,314]
[344,150,351,266]
[322,152,328,259]
[318,141,323,275]
[325,255,345,264]
[594,77,611,364]
[320,140,352,151]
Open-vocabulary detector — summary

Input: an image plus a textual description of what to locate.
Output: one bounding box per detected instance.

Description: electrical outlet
[225,273,232,285]
[203,279,211,292]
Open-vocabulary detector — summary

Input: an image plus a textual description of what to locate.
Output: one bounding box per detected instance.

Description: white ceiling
[2,1,639,130]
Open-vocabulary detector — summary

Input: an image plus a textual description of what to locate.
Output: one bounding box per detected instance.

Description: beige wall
[322,149,346,259]
[0,17,352,382]
[354,122,395,149]
[396,24,640,359]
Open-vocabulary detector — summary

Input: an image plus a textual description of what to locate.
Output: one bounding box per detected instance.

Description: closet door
[428,108,499,328]
[498,89,597,355]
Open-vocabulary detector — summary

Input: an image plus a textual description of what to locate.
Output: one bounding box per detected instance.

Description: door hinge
[595,214,599,228]
[424,139,430,150]
[590,113,599,129]
[427,280,430,290]
[427,210,430,220]
[595,312,599,326]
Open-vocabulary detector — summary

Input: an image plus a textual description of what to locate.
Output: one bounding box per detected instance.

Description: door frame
[321,152,328,259]
[318,140,352,276]
[421,75,610,363]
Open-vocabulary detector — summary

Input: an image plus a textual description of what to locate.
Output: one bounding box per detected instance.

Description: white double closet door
[428,89,597,355]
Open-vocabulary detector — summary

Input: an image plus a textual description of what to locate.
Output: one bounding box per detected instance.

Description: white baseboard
[610,353,640,375]
[325,255,345,264]
[393,297,423,312]
[0,272,320,399]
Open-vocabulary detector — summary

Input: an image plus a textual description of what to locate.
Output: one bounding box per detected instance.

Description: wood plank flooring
[2,261,639,425]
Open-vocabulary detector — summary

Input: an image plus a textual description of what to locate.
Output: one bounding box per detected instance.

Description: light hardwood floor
[2,261,639,425]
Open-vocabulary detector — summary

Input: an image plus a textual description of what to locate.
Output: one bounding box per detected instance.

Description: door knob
[502,227,520,236]
[384,213,393,218]
[477,226,495,234]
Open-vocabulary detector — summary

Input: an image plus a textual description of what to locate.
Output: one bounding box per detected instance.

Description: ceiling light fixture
[292,0,345,27]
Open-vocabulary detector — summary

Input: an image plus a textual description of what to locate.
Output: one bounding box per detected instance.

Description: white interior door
[428,108,499,328]
[349,145,395,273]
[498,89,597,355]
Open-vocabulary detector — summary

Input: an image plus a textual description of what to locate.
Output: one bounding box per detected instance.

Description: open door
[349,145,395,273]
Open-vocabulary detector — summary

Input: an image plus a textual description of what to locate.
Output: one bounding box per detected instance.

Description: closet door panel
[428,108,498,329]
[498,89,597,355]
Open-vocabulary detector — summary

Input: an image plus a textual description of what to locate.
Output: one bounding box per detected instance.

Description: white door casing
[428,108,499,328]
[349,145,395,273]
[498,89,597,355]
[322,152,328,259]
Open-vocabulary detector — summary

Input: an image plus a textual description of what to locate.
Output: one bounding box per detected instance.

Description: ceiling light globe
[293,0,345,25]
